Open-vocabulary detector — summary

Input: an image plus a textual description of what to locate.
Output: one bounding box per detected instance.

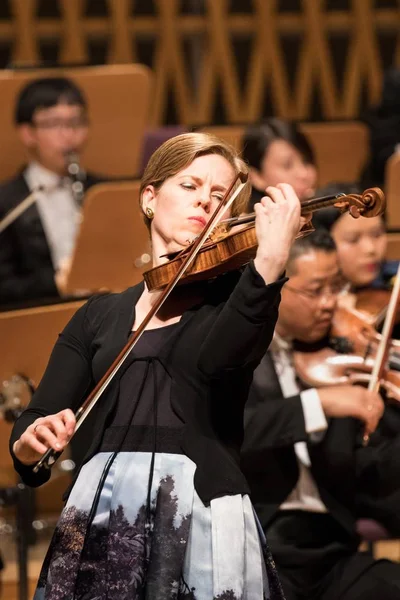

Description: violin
[350,288,400,331]
[293,305,400,403]
[33,180,385,472]
[144,187,385,292]
[331,305,400,366]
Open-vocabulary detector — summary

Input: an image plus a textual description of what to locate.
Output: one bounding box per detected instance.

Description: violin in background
[348,288,400,332]
[294,304,400,404]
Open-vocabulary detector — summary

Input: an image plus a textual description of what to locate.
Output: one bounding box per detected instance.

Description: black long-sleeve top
[10,262,285,506]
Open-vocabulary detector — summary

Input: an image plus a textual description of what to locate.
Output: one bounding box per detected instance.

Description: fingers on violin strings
[276,182,298,201]
[259,196,278,216]
[264,186,285,205]
[254,200,265,213]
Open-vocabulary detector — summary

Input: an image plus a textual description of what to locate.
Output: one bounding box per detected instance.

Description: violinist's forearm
[254,253,287,286]
[198,262,286,377]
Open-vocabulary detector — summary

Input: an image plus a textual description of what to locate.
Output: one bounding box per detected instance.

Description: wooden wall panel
[0,0,398,125]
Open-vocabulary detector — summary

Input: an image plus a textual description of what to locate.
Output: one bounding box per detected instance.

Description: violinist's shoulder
[84,283,143,327]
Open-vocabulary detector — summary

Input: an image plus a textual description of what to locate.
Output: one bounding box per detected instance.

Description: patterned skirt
[33,451,283,600]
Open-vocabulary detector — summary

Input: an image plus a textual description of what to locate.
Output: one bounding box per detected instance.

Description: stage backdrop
[0,0,399,125]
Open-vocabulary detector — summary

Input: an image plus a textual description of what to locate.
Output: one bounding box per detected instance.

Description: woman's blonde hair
[139,132,250,230]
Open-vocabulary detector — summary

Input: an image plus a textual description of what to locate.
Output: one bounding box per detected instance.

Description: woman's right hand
[253,183,303,284]
[12,409,76,466]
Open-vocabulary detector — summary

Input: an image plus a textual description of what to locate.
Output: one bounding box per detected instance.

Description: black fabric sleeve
[197,261,287,377]
[242,352,307,454]
[9,296,101,487]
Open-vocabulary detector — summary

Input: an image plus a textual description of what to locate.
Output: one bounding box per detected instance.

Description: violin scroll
[337,187,386,219]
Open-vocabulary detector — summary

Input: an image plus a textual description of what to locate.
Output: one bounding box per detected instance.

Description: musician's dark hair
[242,118,315,172]
[287,229,336,275]
[15,77,87,125]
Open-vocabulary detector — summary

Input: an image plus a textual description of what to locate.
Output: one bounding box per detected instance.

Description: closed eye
[181,183,196,190]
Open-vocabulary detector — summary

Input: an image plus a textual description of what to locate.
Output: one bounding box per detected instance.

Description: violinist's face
[142,154,235,265]
[276,250,341,343]
[331,214,387,288]
[250,140,316,202]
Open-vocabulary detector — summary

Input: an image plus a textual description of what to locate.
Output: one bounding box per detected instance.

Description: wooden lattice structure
[0,0,399,125]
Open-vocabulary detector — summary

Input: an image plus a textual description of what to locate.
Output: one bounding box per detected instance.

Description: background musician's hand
[12,409,76,466]
[318,385,384,435]
[254,183,302,284]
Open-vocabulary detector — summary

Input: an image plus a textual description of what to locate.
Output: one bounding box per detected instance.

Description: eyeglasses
[31,117,89,131]
[285,281,348,302]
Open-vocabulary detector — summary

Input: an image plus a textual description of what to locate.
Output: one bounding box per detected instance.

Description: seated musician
[312,182,398,294]
[0,77,104,307]
[312,185,400,536]
[242,118,317,212]
[242,229,400,600]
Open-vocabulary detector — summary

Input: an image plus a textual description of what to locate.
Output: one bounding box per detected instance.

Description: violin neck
[223,213,255,227]
[221,193,346,229]
[300,193,346,215]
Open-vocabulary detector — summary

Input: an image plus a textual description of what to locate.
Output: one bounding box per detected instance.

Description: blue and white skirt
[34,452,283,599]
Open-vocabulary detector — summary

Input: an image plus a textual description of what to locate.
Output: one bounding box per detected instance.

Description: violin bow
[33,172,248,473]
[363,262,400,445]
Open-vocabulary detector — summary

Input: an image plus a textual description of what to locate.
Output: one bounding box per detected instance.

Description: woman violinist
[9,132,304,600]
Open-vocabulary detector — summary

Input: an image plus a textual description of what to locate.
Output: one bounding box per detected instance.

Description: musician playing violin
[9,132,305,600]
[242,229,400,600]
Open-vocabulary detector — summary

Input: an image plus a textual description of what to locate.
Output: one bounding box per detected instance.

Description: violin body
[353,289,400,330]
[143,224,258,291]
[331,305,400,356]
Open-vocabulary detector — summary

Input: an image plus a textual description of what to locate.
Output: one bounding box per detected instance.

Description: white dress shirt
[270,334,329,513]
[24,162,80,271]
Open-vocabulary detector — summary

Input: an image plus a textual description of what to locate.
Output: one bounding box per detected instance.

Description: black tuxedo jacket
[241,351,362,537]
[356,402,400,535]
[0,171,103,306]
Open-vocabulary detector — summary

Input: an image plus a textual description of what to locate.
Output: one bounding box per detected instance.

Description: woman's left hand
[253,183,304,284]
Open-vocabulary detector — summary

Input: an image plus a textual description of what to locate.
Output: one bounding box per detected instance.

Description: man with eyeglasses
[242,229,400,599]
[0,77,104,306]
